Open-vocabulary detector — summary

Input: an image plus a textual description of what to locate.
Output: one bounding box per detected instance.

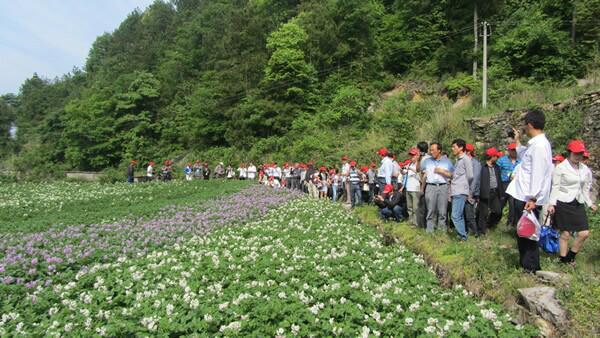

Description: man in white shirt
[247,163,257,180]
[341,156,351,203]
[147,161,155,179]
[377,148,394,196]
[506,109,553,273]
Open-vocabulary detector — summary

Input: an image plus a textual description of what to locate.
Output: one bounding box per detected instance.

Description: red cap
[329,169,335,175]
[485,147,501,157]
[319,166,326,171]
[552,154,565,162]
[130,160,137,164]
[466,144,474,152]
[370,162,376,168]
[497,151,504,157]
[377,148,389,156]
[403,159,412,167]
[383,184,394,194]
[507,143,517,150]
[583,151,590,159]
[341,155,348,161]
[350,160,357,167]
[360,166,369,173]
[408,148,419,156]
[566,140,586,154]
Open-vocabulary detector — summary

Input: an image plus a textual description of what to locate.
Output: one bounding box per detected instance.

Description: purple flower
[31,258,38,265]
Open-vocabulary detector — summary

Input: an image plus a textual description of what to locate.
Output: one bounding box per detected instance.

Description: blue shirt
[496,155,520,183]
[422,156,454,184]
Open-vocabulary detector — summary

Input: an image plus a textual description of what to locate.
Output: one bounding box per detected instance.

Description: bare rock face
[518,286,569,332]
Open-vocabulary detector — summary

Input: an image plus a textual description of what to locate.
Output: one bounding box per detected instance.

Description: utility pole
[473,2,478,80]
[482,21,489,110]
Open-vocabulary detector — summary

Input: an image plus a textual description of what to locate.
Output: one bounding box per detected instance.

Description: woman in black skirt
[548,140,597,264]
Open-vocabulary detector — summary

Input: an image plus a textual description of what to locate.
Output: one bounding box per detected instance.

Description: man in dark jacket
[478,147,503,235]
[374,184,404,222]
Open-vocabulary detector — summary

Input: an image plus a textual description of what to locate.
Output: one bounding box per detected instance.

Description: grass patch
[354,205,600,337]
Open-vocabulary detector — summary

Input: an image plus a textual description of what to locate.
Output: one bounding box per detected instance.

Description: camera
[506,127,515,138]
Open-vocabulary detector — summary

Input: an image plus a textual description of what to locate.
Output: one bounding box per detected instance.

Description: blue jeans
[380,205,404,222]
[350,184,362,207]
[451,194,468,240]
[332,184,338,202]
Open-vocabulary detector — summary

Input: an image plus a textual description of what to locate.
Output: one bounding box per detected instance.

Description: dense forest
[1,0,599,178]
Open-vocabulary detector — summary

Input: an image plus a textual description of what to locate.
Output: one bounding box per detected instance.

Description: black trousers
[464,200,478,235]
[513,199,541,272]
[478,193,502,234]
[417,193,427,228]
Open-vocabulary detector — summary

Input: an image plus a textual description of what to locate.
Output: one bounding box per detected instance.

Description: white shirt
[392,161,401,178]
[405,162,421,192]
[548,160,593,207]
[341,162,350,183]
[274,167,282,178]
[247,166,257,179]
[506,133,553,205]
[146,165,153,177]
[377,156,394,184]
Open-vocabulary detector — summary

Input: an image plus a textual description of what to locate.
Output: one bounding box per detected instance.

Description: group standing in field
[127,109,596,273]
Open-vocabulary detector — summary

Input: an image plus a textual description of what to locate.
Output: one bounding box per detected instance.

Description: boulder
[518,286,568,330]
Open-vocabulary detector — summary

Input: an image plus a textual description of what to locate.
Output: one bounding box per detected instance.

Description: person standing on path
[436,139,472,241]
[341,156,351,204]
[506,109,554,273]
[464,144,481,236]
[478,148,503,236]
[404,148,421,225]
[421,143,454,233]
[496,143,520,225]
[547,140,597,265]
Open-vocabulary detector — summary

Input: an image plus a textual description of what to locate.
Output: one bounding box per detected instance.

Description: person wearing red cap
[552,154,565,165]
[237,163,247,181]
[548,140,597,265]
[341,156,351,204]
[147,161,155,180]
[403,148,421,225]
[477,148,503,236]
[367,163,377,204]
[247,162,256,181]
[464,144,482,236]
[348,161,363,207]
[377,148,394,201]
[318,166,330,199]
[203,162,211,180]
[374,184,404,222]
[496,143,521,226]
[194,160,203,180]
[359,166,371,203]
[127,160,137,183]
[330,168,341,202]
[506,109,553,273]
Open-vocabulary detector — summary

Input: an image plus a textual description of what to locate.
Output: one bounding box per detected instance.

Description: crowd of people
[126,109,596,273]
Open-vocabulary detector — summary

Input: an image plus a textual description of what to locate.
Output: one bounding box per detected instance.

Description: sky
[0,0,155,95]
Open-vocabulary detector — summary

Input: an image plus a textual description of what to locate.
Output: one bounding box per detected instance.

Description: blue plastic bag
[539,225,560,254]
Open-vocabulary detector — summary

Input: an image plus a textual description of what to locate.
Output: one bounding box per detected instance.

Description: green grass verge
[353,205,599,337]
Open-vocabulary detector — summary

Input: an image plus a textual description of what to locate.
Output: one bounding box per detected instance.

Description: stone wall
[466,91,600,200]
